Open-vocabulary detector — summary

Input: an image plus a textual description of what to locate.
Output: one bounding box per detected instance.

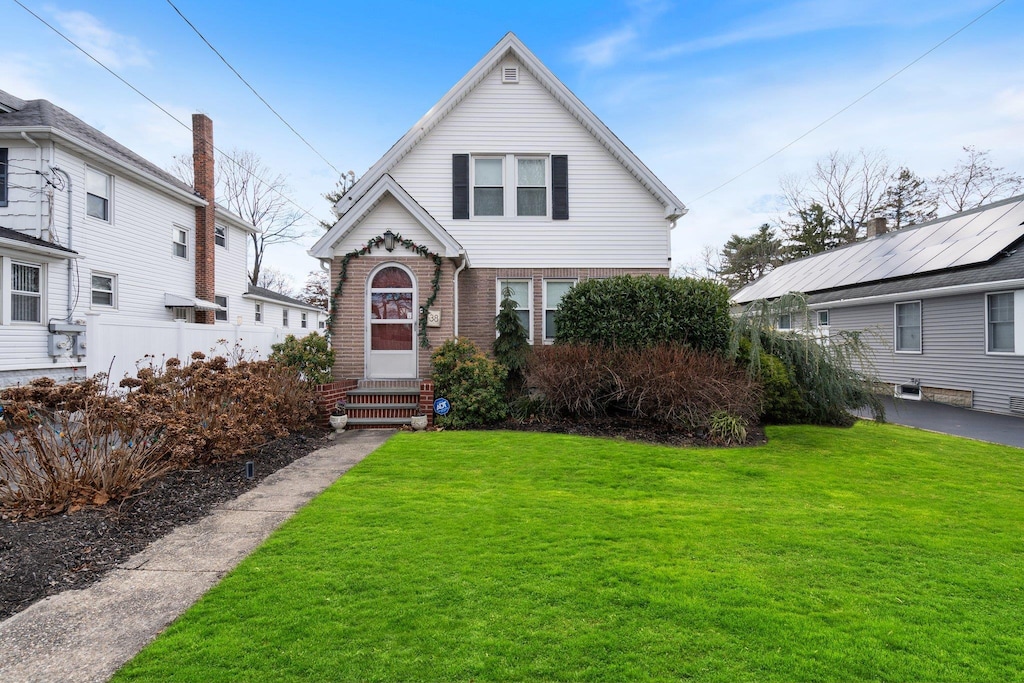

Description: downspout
[50,167,74,321]
[452,254,468,338]
[20,133,42,238]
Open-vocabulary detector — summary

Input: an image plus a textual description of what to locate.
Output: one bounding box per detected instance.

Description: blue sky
[5,0,1023,285]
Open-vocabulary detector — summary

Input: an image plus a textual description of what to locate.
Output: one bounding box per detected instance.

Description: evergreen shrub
[431,339,508,429]
[270,332,335,386]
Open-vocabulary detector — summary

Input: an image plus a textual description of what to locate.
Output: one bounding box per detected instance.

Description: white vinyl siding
[389,56,669,269]
[86,167,111,221]
[497,278,531,340]
[543,279,574,341]
[91,273,116,308]
[895,301,922,353]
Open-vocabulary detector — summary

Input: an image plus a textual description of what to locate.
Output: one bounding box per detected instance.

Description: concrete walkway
[859,396,1024,449]
[0,429,393,683]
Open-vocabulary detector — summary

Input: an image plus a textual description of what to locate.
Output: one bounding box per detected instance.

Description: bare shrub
[529,344,761,434]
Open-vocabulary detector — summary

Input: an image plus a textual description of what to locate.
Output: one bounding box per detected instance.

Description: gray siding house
[733,195,1024,416]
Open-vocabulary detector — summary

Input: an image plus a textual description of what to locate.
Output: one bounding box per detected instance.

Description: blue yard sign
[433,397,451,416]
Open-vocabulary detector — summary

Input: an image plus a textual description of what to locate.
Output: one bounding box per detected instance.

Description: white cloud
[49,8,150,69]
[572,28,638,67]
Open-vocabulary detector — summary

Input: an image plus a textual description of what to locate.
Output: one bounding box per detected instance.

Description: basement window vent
[1010,396,1024,414]
[502,67,519,84]
[895,383,922,401]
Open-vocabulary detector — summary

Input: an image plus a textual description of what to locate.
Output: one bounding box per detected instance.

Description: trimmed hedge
[431,338,508,429]
[555,275,732,352]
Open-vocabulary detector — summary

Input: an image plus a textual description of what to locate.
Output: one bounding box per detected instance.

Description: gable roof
[333,33,687,222]
[310,174,464,259]
[0,89,202,206]
[734,195,1024,304]
[244,284,325,313]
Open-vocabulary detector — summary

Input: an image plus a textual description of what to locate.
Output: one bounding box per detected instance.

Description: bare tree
[781,149,891,245]
[255,266,296,297]
[170,149,304,286]
[300,269,330,310]
[674,244,724,281]
[932,146,1024,213]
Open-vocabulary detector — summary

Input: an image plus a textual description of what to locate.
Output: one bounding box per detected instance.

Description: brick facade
[191,113,216,325]
[330,261,668,383]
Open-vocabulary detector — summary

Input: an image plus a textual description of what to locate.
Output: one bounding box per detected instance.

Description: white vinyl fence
[86,315,304,383]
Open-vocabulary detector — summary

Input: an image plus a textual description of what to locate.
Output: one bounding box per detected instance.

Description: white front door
[366,264,417,378]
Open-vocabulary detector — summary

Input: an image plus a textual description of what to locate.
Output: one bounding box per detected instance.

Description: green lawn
[115,424,1024,682]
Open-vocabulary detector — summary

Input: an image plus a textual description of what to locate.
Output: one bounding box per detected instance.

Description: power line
[11,0,322,225]
[165,0,345,179]
[691,0,1008,203]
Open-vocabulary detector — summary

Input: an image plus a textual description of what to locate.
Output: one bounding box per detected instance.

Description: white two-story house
[0,90,317,387]
[310,33,686,393]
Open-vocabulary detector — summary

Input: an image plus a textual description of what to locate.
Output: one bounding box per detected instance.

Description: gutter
[452,253,469,337]
[812,277,1024,309]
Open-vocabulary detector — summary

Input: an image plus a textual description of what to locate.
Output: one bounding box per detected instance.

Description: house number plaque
[426,309,441,327]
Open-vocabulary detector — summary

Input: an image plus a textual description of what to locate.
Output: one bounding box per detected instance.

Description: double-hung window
[987,292,1014,353]
[497,279,531,339]
[0,148,8,207]
[544,280,575,341]
[516,158,547,216]
[895,301,922,353]
[91,273,116,307]
[817,310,829,326]
[301,312,308,329]
[283,309,289,327]
[11,262,42,323]
[214,295,228,322]
[173,227,189,259]
[255,302,262,322]
[86,167,111,221]
[214,224,227,248]
[777,313,792,330]
[473,157,504,216]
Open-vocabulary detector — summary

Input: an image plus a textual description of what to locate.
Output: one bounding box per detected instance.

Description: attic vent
[1010,396,1024,414]
[502,67,519,84]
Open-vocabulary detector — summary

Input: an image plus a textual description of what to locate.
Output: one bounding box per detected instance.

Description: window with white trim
[171,307,193,322]
[777,313,792,330]
[91,273,116,307]
[283,308,289,327]
[544,280,575,341]
[301,311,308,329]
[11,262,42,323]
[173,227,189,259]
[987,292,1014,353]
[255,302,262,322]
[214,224,226,248]
[497,279,531,340]
[517,157,547,216]
[473,157,504,216]
[817,310,829,326]
[86,167,111,221]
[895,301,921,353]
[214,295,228,322]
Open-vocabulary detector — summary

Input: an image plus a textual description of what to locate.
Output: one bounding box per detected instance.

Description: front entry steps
[345,379,421,429]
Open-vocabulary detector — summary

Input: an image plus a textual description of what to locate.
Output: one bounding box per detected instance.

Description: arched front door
[366,263,417,378]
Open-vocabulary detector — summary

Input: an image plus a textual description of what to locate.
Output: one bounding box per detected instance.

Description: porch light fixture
[382,230,398,252]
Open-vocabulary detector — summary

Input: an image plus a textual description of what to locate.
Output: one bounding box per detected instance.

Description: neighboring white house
[733,196,1024,416]
[310,32,686,386]
[0,89,317,386]
[244,284,327,334]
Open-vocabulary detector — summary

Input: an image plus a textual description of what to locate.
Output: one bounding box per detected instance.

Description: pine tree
[878,168,936,229]
[494,286,531,396]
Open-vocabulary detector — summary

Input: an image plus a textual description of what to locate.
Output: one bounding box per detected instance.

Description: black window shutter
[552,155,568,220]
[0,148,7,206]
[452,154,469,219]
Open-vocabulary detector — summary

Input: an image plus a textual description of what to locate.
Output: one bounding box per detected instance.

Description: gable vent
[1010,396,1024,414]
[502,67,519,84]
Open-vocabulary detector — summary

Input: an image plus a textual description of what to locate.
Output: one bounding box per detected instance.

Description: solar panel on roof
[733,197,1024,303]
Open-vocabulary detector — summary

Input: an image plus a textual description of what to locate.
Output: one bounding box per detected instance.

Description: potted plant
[329,399,348,435]
[410,409,428,431]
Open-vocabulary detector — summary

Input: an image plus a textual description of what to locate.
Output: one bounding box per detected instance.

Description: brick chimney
[192,113,215,324]
[865,216,888,239]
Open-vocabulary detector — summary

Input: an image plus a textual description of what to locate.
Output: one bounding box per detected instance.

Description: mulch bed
[0,429,332,621]
[0,419,762,622]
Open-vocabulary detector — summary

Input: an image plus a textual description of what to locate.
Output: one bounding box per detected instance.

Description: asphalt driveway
[860,396,1024,448]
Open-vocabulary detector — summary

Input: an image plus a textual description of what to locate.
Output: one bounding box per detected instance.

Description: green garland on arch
[327,233,443,349]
